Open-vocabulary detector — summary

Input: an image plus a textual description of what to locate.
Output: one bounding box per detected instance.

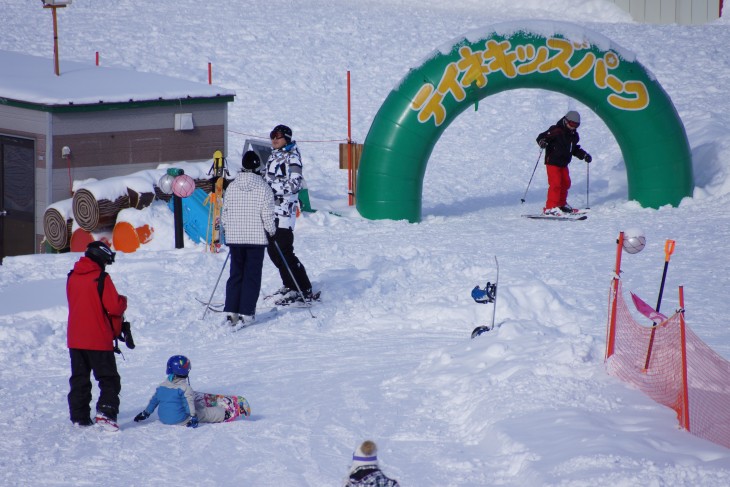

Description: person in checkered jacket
[220,150,276,326]
[344,440,401,487]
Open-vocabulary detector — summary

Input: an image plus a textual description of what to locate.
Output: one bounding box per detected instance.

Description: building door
[0,135,36,263]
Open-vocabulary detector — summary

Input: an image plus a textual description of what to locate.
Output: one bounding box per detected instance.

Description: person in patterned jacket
[220,150,276,326]
[344,440,401,487]
[263,124,315,305]
[536,110,592,215]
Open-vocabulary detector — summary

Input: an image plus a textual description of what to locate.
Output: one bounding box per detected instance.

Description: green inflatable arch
[356,21,693,222]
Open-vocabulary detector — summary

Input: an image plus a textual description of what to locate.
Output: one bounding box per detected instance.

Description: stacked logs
[42,204,73,251]
[43,173,212,252]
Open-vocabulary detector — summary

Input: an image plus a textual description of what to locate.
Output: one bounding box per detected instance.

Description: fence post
[605,232,624,360]
[678,286,690,431]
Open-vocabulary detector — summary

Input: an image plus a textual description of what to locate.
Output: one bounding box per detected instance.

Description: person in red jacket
[536,110,592,215]
[66,241,127,429]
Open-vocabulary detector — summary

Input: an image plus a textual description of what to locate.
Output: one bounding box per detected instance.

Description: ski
[231,307,278,331]
[471,256,499,338]
[522,213,587,221]
[195,296,224,308]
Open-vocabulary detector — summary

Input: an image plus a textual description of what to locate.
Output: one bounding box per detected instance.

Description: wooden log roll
[72,188,130,232]
[127,188,156,209]
[43,207,73,250]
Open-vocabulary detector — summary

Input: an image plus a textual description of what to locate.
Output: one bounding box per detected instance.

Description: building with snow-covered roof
[0,50,234,260]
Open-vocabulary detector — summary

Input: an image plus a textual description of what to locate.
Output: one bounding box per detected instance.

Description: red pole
[678,286,690,431]
[208,62,212,85]
[347,70,353,206]
[605,232,624,360]
[96,51,99,66]
[50,6,61,76]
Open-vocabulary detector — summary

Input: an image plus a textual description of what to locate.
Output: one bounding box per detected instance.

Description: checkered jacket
[344,466,400,487]
[263,141,303,230]
[221,172,276,246]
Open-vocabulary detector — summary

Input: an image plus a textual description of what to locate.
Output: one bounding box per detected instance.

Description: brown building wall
[54,125,225,168]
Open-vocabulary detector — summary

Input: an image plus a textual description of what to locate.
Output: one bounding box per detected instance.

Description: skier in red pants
[536,110,592,215]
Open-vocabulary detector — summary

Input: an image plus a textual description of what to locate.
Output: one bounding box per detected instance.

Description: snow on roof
[0,50,235,107]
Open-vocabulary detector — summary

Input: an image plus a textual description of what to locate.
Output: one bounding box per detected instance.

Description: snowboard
[195,391,251,421]
[471,256,499,338]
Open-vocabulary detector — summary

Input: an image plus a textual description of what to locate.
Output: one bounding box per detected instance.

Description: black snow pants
[68,348,121,423]
[266,226,312,292]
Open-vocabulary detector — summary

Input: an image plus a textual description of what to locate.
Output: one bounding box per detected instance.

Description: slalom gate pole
[273,240,315,318]
[605,232,624,360]
[643,239,676,370]
[520,148,543,204]
[201,250,230,320]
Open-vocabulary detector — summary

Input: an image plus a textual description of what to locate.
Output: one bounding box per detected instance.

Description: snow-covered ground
[1,1,730,485]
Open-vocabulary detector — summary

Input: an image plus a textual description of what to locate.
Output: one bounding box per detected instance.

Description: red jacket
[66,256,127,351]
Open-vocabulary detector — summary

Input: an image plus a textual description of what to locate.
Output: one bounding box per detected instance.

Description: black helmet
[242,150,261,173]
[269,124,292,144]
[85,241,116,266]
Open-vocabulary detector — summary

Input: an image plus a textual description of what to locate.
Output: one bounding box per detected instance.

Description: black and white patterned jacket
[344,466,400,487]
[264,141,303,230]
[221,172,276,246]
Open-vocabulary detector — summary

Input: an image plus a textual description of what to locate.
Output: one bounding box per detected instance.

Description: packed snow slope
[1,1,730,486]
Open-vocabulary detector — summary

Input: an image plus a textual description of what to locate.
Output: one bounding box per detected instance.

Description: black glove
[186,415,199,428]
[134,411,150,422]
[585,154,592,163]
[538,139,548,149]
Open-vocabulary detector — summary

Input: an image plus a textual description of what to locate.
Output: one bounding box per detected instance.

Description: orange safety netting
[606,280,730,449]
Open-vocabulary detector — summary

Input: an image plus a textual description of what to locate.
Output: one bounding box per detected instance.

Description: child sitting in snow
[344,440,400,487]
[133,355,238,427]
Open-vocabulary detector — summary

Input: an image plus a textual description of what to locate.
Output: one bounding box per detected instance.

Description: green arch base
[356,21,693,222]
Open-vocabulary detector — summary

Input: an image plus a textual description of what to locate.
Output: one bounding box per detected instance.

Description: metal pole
[201,250,231,320]
[273,240,315,318]
[586,161,590,209]
[347,70,353,206]
[643,240,676,370]
[520,149,543,204]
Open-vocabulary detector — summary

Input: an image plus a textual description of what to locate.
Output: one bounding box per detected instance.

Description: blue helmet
[166,355,191,377]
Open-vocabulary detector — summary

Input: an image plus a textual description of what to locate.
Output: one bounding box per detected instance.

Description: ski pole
[273,240,316,318]
[201,249,230,320]
[490,256,499,329]
[520,148,543,204]
[643,239,676,370]
[586,161,590,209]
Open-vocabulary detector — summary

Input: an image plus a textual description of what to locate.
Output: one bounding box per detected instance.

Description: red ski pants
[545,165,571,210]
